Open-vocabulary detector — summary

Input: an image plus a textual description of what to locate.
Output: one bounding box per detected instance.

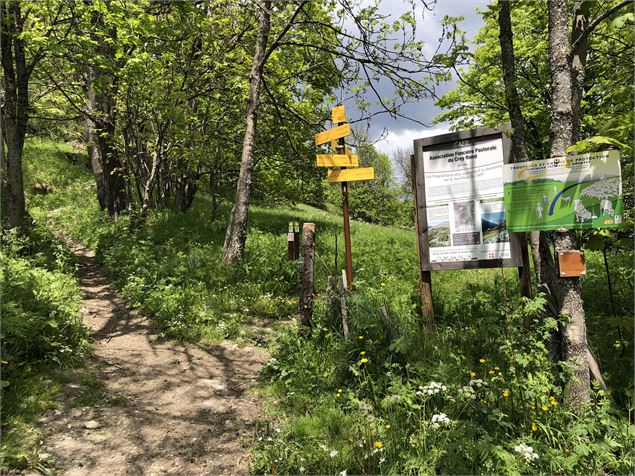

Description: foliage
[21,138,634,474]
[325,142,412,227]
[255,292,634,475]
[0,222,90,471]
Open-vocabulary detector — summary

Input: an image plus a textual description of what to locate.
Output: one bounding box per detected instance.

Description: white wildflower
[329,450,339,458]
[338,470,347,476]
[431,413,451,429]
[299,466,306,473]
[274,427,281,434]
[514,443,539,463]
[319,443,327,451]
[418,381,447,396]
[379,457,386,464]
[459,385,477,399]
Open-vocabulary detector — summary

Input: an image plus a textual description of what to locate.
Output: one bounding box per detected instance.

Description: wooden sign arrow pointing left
[315,123,350,145]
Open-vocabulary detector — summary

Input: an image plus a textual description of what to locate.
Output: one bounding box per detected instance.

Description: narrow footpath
[40,243,268,475]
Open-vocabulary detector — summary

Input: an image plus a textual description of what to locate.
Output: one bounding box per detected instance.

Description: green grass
[19,137,635,475]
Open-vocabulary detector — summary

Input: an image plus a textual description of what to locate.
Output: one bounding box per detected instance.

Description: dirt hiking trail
[40,243,268,475]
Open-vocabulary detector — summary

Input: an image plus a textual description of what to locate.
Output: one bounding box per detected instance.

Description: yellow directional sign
[327,167,374,183]
[332,105,345,123]
[316,154,359,167]
[315,123,350,145]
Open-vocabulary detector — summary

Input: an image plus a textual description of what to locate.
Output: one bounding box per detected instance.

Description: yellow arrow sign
[327,167,374,183]
[316,154,359,167]
[332,105,345,123]
[315,123,350,145]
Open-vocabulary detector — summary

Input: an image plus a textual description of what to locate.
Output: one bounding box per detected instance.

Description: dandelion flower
[531,422,538,432]
[360,351,366,356]
[469,371,476,378]
[358,336,364,340]
[373,441,383,448]
[541,404,549,411]
[479,358,486,363]
[359,358,369,364]
[503,391,510,398]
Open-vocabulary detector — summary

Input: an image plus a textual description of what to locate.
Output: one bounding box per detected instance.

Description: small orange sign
[557,250,586,277]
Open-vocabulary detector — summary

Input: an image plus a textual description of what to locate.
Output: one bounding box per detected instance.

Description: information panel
[413,126,521,270]
[503,150,623,232]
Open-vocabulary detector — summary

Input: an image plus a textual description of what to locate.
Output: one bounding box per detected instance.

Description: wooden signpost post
[315,105,374,288]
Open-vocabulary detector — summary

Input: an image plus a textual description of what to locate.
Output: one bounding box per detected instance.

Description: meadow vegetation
[6,138,632,474]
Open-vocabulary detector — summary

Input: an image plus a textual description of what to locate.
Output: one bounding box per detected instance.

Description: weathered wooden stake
[299,223,316,328]
[338,275,350,339]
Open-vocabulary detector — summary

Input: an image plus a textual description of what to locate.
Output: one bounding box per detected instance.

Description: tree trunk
[83,67,107,210]
[547,0,590,405]
[89,6,127,217]
[0,1,28,229]
[222,1,271,264]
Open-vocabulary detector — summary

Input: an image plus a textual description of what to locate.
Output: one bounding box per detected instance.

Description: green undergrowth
[22,138,635,474]
[0,222,90,471]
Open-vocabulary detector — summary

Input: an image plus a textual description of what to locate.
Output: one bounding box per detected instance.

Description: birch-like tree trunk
[547,0,590,405]
[222,1,271,264]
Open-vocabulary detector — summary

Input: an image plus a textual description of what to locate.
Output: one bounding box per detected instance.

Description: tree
[437,0,632,406]
[221,0,460,263]
[1,1,32,229]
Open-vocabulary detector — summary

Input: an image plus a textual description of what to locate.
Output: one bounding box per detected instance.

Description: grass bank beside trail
[23,138,635,474]
[0,222,91,471]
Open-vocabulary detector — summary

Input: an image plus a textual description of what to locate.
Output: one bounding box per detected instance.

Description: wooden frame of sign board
[412,124,523,272]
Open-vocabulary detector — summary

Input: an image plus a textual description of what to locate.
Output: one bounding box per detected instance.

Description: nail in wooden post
[299,223,316,328]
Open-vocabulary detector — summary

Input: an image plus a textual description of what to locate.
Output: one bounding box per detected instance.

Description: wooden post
[517,232,532,298]
[335,112,354,289]
[411,153,434,330]
[338,275,350,339]
[299,223,316,328]
[287,217,301,260]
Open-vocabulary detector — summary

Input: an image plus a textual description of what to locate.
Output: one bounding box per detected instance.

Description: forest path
[40,242,268,475]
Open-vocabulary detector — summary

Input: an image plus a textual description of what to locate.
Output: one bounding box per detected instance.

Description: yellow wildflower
[385,424,391,429]
[359,358,369,364]
[494,366,500,371]
[502,391,509,397]
[360,351,366,356]
[358,336,364,340]
[488,370,494,375]
[532,422,538,432]
[479,358,486,363]
[469,371,476,378]
[542,405,549,411]
[373,441,383,449]
[380,283,386,287]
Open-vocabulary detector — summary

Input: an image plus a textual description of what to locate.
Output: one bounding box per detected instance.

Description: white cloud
[375,125,450,158]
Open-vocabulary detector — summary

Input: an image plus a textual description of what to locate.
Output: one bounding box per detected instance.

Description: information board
[413,126,521,270]
[503,150,623,231]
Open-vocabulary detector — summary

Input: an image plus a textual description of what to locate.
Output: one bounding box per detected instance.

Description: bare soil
[39,243,268,475]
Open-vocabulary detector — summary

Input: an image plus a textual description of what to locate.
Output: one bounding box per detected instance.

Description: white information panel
[422,137,512,264]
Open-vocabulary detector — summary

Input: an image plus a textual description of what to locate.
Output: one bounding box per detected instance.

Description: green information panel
[503,151,623,232]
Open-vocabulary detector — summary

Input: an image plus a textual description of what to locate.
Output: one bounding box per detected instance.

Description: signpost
[503,150,623,231]
[412,125,528,320]
[315,105,374,288]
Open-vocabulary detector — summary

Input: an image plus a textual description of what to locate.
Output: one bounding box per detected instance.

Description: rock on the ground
[84,420,101,429]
